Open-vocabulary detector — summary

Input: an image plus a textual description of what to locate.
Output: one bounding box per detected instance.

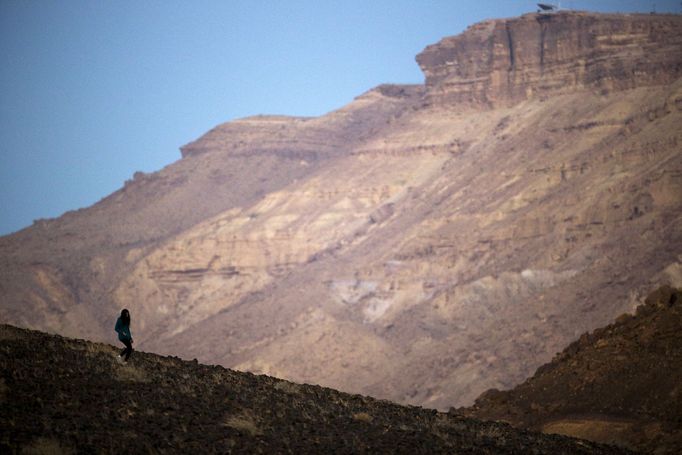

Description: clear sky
[1,0,679,235]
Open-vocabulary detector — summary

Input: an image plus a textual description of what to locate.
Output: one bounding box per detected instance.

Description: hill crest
[0,323,630,454]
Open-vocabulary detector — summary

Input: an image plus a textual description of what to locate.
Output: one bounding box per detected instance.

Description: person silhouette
[115,309,133,363]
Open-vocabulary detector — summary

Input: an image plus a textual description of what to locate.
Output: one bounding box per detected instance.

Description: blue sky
[1,0,679,235]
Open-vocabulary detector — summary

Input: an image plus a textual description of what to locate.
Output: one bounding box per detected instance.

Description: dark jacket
[115,317,132,342]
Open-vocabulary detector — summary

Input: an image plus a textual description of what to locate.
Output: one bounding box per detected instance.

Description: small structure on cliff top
[537,3,559,13]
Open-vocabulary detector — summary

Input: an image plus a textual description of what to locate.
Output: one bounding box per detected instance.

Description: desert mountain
[0,324,631,454]
[1,11,681,410]
[462,286,682,454]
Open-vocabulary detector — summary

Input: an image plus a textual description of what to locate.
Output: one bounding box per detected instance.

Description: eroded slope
[462,286,682,454]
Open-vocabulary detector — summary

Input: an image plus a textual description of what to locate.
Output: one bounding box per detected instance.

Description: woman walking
[115,309,133,363]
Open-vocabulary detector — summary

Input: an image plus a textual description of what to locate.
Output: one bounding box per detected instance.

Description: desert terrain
[1,11,681,412]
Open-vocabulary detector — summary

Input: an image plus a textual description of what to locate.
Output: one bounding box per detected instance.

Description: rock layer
[417,12,682,106]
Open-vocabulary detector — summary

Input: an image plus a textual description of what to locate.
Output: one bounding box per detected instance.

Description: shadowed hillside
[463,287,682,454]
[0,324,630,454]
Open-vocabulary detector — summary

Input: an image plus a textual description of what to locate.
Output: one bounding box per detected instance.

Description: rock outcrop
[417,12,682,106]
[1,12,681,415]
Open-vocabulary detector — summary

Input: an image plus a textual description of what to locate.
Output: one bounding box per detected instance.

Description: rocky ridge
[463,286,682,454]
[1,11,681,411]
[417,12,682,106]
[0,323,630,454]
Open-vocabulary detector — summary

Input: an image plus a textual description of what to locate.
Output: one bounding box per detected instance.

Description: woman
[115,309,133,363]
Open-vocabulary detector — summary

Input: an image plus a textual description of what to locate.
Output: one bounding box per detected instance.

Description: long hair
[120,308,131,326]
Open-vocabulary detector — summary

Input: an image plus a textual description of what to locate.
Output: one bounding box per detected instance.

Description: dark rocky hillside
[463,286,682,454]
[0,324,628,454]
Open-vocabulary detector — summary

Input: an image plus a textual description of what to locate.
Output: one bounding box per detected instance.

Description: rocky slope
[463,286,682,454]
[0,324,630,454]
[1,11,681,410]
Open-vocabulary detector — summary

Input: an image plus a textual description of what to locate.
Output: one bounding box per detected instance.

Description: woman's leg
[121,339,133,361]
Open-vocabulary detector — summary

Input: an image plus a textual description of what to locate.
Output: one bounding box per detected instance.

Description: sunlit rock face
[417,12,682,106]
[1,12,681,410]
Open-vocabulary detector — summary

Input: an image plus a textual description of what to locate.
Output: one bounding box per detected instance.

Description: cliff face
[1,12,681,414]
[417,12,682,106]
